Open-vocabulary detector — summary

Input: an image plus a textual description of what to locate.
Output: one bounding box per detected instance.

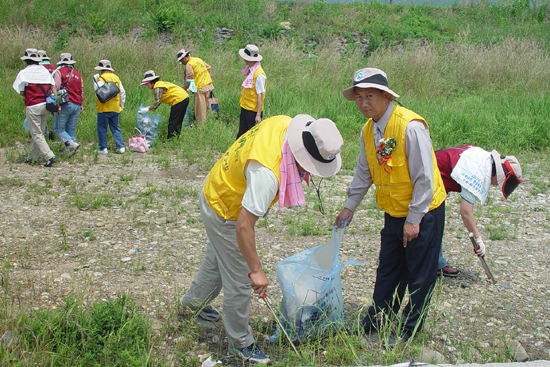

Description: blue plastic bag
[136,104,162,147]
[271,224,363,342]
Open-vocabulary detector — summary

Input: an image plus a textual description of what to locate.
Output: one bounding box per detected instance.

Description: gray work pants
[181,192,254,349]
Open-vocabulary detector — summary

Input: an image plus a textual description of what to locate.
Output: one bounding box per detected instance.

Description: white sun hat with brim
[176,48,190,63]
[94,59,114,71]
[20,48,41,62]
[287,114,343,178]
[140,70,161,85]
[342,67,400,101]
[490,150,522,199]
[37,50,50,61]
[57,53,76,65]
[239,44,263,62]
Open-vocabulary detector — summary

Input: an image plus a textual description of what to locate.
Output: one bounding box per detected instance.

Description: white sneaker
[66,142,80,156]
[116,147,125,154]
[96,148,108,155]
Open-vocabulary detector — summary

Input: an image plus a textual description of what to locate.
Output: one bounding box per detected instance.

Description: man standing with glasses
[236,44,266,139]
[334,67,447,346]
[435,145,522,277]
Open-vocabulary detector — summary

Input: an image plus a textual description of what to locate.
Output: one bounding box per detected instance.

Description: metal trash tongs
[248,273,301,358]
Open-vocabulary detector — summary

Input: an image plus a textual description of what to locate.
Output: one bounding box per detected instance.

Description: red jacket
[57,66,83,106]
[435,145,476,193]
[24,83,53,107]
[43,64,56,74]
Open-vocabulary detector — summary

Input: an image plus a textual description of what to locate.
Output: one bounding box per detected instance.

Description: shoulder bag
[94,76,120,103]
[38,84,59,113]
[208,90,219,114]
[57,67,74,105]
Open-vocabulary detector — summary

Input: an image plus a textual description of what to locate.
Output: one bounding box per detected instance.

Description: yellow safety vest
[203,115,290,220]
[363,105,446,218]
[95,72,122,113]
[239,66,266,112]
[153,80,188,106]
[188,57,212,89]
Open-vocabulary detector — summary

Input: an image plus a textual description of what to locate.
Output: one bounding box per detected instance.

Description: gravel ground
[0,145,548,365]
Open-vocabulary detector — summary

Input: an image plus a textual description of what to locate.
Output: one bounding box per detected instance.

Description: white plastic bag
[136,104,162,147]
[271,224,363,342]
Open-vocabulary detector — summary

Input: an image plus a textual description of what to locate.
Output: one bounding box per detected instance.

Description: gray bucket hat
[342,68,399,101]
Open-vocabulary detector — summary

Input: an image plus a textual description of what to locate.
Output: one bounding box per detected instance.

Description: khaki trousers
[27,104,54,161]
[181,191,254,349]
[193,84,213,123]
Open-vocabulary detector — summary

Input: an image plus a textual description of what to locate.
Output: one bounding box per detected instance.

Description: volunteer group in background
[12,43,267,166]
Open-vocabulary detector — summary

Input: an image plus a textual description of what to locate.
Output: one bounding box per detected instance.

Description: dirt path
[0,147,548,363]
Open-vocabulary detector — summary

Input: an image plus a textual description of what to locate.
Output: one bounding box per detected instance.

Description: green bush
[3,296,152,366]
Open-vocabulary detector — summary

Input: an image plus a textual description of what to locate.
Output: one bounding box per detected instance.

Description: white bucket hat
[20,48,41,62]
[94,59,114,71]
[37,50,50,61]
[287,114,343,178]
[140,70,160,85]
[490,150,522,199]
[57,53,76,65]
[239,44,263,62]
[342,68,400,101]
[176,48,190,63]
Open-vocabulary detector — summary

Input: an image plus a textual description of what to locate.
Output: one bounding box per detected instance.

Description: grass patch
[1,296,152,366]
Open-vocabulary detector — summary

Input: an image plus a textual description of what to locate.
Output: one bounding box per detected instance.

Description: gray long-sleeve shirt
[343,103,435,224]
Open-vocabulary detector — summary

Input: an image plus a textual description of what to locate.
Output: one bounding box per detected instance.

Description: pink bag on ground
[128,135,149,153]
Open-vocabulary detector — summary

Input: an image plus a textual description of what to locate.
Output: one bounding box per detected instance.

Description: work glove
[138,106,149,114]
[473,236,486,258]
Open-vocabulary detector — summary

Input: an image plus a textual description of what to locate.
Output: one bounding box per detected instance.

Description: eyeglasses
[501,160,521,199]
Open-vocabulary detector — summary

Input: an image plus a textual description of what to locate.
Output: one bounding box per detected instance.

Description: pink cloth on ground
[241,62,261,88]
[279,139,310,211]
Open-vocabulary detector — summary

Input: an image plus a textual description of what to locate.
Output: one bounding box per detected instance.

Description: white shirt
[255,74,266,95]
[241,160,278,217]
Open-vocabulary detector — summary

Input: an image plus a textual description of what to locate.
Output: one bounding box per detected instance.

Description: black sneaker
[438,266,461,278]
[198,305,221,322]
[43,156,56,167]
[228,343,271,364]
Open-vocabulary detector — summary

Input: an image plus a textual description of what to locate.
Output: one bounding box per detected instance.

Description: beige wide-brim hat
[20,48,41,62]
[94,59,114,71]
[287,114,343,178]
[491,150,522,199]
[140,70,160,85]
[37,50,50,61]
[176,48,190,63]
[57,53,76,65]
[239,44,263,62]
[342,68,400,101]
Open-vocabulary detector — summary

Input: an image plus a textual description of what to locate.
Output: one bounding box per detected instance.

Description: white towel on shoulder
[12,65,54,93]
[450,147,492,204]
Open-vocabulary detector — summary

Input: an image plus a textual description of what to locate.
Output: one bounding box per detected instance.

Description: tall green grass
[2,27,548,169]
